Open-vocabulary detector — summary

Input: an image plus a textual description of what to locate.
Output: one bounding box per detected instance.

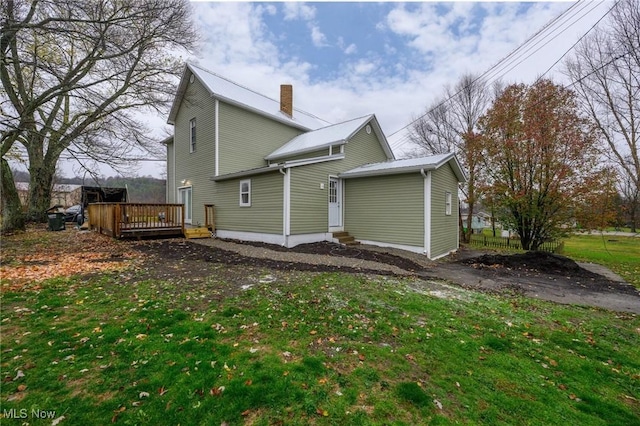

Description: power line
[388,1,614,152]
[534,0,620,82]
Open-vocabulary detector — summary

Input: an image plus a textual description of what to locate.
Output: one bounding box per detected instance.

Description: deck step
[332,231,360,246]
[184,227,212,239]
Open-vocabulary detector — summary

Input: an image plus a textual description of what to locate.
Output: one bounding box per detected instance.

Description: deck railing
[88,203,185,238]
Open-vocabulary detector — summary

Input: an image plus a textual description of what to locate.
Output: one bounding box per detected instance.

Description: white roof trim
[265,114,394,161]
[340,152,466,182]
[168,63,330,131]
[212,155,343,182]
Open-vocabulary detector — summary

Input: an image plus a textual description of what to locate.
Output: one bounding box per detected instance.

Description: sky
[55,0,614,179]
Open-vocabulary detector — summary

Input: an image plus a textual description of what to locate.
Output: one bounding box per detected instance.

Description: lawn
[2,233,639,425]
[562,234,640,288]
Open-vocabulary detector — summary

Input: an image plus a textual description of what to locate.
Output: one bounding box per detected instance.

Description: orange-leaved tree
[478,79,612,251]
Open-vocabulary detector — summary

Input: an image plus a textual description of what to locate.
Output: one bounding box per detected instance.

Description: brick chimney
[280,84,293,117]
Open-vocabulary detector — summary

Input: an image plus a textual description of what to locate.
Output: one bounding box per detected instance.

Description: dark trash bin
[46,205,66,231]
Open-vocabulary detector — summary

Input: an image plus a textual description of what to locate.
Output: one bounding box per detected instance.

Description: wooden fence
[469,234,564,253]
[88,203,185,238]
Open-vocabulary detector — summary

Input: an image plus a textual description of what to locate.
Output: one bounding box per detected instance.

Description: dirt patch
[132,240,406,276]
[223,240,425,272]
[2,227,639,314]
[457,251,639,297]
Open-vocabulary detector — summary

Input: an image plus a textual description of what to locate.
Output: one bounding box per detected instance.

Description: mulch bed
[132,240,403,276]
[218,240,426,272]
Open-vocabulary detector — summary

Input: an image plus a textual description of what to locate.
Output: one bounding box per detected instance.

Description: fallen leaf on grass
[316,408,329,417]
[210,386,225,396]
[158,386,168,396]
[17,384,27,392]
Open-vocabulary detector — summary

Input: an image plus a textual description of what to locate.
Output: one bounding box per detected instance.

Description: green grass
[2,271,639,425]
[562,234,640,287]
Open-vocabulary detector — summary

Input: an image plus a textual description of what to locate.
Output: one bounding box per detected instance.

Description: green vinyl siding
[287,124,390,234]
[344,174,424,247]
[173,74,216,224]
[218,102,303,175]
[430,164,460,258]
[213,171,283,234]
[342,126,390,168]
[277,148,331,163]
[290,162,336,234]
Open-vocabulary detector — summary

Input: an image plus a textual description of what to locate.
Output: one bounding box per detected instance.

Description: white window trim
[189,118,196,153]
[239,179,251,207]
[445,191,452,216]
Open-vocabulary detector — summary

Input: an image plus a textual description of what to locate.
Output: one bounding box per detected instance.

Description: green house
[165,63,465,259]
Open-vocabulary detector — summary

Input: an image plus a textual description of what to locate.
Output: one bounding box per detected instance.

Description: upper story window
[240,179,251,207]
[190,118,196,153]
[445,192,452,216]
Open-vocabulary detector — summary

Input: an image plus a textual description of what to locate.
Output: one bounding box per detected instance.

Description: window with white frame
[239,179,251,207]
[445,192,452,216]
[189,118,196,153]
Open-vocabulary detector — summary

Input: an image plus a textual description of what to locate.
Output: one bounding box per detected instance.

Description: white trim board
[355,239,425,255]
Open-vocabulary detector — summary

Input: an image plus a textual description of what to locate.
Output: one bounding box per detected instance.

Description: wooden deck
[88,203,185,238]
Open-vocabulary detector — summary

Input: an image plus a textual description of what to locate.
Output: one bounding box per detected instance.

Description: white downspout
[215,99,219,177]
[421,169,431,258]
[172,136,176,202]
[280,168,290,247]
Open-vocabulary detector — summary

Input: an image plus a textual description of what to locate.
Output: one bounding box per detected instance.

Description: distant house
[165,63,466,259]
[15,182,81,208]
[461,211,492,234]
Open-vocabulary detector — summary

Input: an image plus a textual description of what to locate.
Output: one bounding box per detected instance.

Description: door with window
[328,177,342,228]
[178,187,192,224]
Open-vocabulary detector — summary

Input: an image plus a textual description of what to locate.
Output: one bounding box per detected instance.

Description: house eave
[212,155,344,182]
[340,153,466,182]
[339,164,437,179]
[211,165,282,182]
[265,141,346,161]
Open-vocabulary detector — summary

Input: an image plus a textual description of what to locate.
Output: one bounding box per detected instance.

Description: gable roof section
[265,114,394,162]
[168,63,330,131]
[339,152,466,182]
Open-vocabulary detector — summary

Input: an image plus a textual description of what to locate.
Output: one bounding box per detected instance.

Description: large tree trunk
[26,161,56,223]
[1,157,25,233]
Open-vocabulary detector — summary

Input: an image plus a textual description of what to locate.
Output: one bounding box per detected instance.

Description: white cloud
[282,2,316,21]
[309,24,328,47]
[337,37,357,55]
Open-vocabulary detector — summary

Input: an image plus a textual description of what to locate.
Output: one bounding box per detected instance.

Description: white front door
[328,177,342,228]
[178,186,192,224]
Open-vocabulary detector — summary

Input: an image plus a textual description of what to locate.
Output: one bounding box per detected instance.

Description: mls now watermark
[3,408,57,420]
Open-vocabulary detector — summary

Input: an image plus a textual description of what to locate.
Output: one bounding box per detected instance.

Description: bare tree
[408,74,497,243]
[1,0,197,232]
[564,0,640,232]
